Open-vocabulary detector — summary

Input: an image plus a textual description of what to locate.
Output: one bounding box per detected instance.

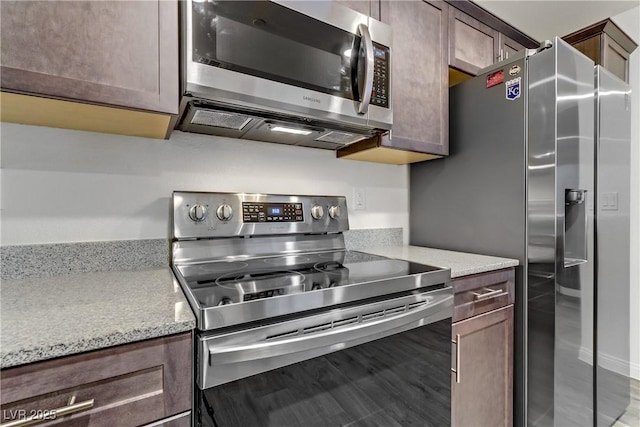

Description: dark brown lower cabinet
[0,332,192,427]
[452,304,514,427]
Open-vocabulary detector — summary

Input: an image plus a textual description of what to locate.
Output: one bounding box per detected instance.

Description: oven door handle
[207,290,452,365]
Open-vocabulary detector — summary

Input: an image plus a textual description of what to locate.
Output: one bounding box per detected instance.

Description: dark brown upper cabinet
[338,0,450,164]
[448,7,500,76]
[446,1,536,82]
[563,19,638,83]
[0,0,179,139]
[499,33,526,62]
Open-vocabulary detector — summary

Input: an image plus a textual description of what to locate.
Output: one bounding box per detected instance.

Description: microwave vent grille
[191,110,252,131]
[315,131,366,145]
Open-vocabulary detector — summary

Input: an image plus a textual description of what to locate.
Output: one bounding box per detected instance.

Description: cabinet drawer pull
[471,287,506,301]
[451,334,461,383]
[1,397,94,427]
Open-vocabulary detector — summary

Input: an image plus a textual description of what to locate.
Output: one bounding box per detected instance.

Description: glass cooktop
[176,251,443,308]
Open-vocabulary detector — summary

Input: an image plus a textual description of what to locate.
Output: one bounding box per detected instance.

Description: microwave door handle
[357,23,374,115]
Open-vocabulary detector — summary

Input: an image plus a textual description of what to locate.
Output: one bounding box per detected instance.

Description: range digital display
[269,207,282,215]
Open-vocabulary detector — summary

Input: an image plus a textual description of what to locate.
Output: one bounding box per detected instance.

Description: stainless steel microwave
[178,0,393,149]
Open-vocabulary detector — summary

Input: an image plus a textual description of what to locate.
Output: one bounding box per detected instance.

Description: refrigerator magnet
[486,70,504,88]
[506,77,521,100]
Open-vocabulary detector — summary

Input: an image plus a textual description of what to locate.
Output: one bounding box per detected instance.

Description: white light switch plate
[354,188,366,210]
[601,192,618,211]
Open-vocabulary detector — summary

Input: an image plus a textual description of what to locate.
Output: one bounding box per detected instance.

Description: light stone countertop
[0,268,195,368]
[365,245,519,278]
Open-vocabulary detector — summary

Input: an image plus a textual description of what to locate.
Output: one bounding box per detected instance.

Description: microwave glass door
[191,1,374,102]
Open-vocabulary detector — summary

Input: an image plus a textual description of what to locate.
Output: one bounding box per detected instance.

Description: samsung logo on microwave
[303,95,321,104]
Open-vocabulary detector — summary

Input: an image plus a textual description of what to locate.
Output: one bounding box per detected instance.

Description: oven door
[196,287,453,426]
[183,0,392,130]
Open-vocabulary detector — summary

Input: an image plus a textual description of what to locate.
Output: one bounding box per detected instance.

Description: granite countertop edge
[364,245,519,278]
[1,321,195,369]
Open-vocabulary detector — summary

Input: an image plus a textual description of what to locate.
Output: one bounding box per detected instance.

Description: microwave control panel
[242,202,304,223]
[371,43,390,108]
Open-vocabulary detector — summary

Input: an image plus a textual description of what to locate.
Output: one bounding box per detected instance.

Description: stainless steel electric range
[171,192,453,427]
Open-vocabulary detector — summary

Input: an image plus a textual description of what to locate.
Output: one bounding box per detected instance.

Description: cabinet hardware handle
[1,398,94,427]
[471,287,506,301]
[451,334,461,383]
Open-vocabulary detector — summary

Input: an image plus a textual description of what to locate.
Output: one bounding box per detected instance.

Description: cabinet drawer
[143,411,191,427]
[1,333,191,427]
[452,268,515,322]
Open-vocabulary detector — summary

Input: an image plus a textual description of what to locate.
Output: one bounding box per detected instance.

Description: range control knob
[188,204,208,222]
[311,205,324,220]
[328,206,341,220]
[216,203,233,221]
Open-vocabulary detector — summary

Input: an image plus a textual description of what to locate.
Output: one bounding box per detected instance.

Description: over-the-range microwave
[178,0,393,149]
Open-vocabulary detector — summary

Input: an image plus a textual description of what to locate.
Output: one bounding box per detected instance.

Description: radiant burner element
[216,270,306,302]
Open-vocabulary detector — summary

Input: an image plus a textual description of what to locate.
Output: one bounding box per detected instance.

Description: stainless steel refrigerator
[409,37,631,426]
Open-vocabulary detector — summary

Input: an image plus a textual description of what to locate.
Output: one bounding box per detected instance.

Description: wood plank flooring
[613,378,640,427]
[197,319,452,427]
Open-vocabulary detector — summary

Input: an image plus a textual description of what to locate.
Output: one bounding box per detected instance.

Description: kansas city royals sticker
[506,77,521,101]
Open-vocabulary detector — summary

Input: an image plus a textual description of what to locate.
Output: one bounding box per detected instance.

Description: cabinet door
[0,1,178,114]
[602,34,630,82]
[334,0,380,20]
[379,0,449,156]
[448,7,500,75]
[452,305,513,427]
[499,33,526,62]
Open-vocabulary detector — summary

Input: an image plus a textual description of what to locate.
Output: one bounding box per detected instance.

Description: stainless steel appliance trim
[182,0,393,130]
[183,72,391,129]
[173,235,346,265]
[357,23,374,114]
[174,265,451,330]
[172,192,349,240]
[198,286,453,388]
[207,289,451,363]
